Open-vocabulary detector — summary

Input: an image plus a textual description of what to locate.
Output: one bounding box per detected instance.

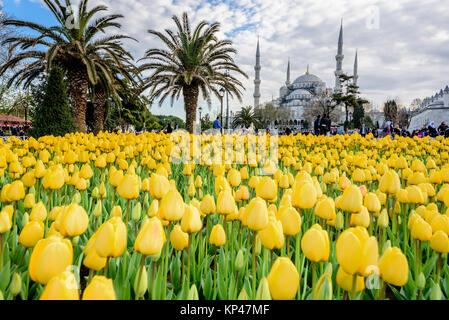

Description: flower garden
[0,131,449,300]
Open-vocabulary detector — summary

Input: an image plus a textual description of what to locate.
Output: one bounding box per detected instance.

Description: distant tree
[383,100,398,124]
[353,106,365,129]
[363,115,374,128]
[398,107,411,128]
[303,91,339,124]
[200,113,213,131]
[254,103,277,128]
[232,106,261,129]
[332,73,368,123]
[410,98,422,111]
[30,66,75,137]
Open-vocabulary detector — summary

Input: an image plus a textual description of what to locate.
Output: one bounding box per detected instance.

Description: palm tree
[232,106,261,129]
[0,0,135,132]
[140,12,247,133]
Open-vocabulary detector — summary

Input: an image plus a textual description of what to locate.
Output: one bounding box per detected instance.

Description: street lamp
[219,88,225,134]
[198,106,203,133]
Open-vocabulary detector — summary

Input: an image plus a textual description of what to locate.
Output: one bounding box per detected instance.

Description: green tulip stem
[151,260,156,300]
[436,253,442,285]
[402,203,407,253]
[36,178,40,203]
[312,262,317,297]
[58,189,61,206]
[286,236,290,258]
[213,246,217,299]
[224,220,228,290]
[252,230,257,299]
[205,215,209,256]
[125,199,131,226]
[181,250,184,286]
[0,234,3,270]
[187,235,191,293]
[163,222,171,300]
[351,274,357,300]
[136,255,146,300]
[104,257,111,278]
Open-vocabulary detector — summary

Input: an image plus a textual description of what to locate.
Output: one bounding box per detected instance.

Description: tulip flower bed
[1,131,449,300]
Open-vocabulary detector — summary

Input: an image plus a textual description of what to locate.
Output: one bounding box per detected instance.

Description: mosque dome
[293,73,322,84]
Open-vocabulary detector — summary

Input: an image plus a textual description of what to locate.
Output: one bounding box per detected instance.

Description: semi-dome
[288,89,311,96]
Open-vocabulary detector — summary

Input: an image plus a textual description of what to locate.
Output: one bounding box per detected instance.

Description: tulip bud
[134,264,148,299]
[430,280,442,300]
[72,192,81,204]
[132,203,142,222]
[238,288,248,300]
[255,277,272,300]
[10,272,22,296]
[188,284,199,300]
[416,272,426,290]
[82,276,116,300]
[72,236,79,246]
[22,212,29,227]
[93,200,102,217]
[377,209,389,228]
[92,187,100,199]
[235,249,244,272]
[313,273,333,300]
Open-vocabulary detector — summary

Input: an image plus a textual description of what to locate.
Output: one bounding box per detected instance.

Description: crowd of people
[0,124,29,137]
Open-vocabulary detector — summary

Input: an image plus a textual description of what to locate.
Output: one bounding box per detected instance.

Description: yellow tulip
[55,203,89,237]
[364,193,381,214]
[246,197,269,231]
[181,205,202,234]
[29,236,73,285]
[379,169,401,194]
[95,217,127,258]
[19,220,44,248]
[170,225,189,251]
[209,224,226,247]
[292,181,317,209]
[410,217,432,241]
[336,266,365,292]
[336,227,378,276]
[7,180,25,201]
[159,190,184,221]
[314,197,336,220]
[117,173,139,200]
[279,206,301,236]
[258,219,284,250]
[350,206,370,229]
[82,275,116,300]
[256,177,277,201]
[340,185,363,213]
[40,271,79,300]
[378,247,409,286]
[216,189,236,215]
[267,257,299,300]
[134,217,166,256]
[301,224,329,262]
[83,232,107,271]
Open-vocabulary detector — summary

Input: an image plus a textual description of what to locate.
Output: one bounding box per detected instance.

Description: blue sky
[3,0,449,120]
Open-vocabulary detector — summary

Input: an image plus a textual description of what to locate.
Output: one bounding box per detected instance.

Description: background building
[409,85,449,131]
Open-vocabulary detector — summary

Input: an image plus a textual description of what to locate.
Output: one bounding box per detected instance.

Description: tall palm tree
[0,0,135,132]
[140,12,247,133]
[232,106,261,129]
[90,59,140,134]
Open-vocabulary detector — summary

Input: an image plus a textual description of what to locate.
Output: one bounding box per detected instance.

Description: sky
[2,0,449,121]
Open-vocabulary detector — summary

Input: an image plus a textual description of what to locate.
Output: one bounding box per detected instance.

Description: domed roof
[293,73,322,84]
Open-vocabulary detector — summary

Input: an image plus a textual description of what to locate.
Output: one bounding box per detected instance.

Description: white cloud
[8,0,449,119]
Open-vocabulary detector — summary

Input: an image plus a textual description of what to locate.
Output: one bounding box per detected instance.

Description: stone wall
[409,107,449,131]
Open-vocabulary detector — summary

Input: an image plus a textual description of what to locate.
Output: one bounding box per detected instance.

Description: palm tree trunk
[183,84,199,133]
[93,88,106,134]
[67,68,89,133]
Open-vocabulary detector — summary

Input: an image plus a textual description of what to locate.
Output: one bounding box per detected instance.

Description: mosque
[253,21,359,131]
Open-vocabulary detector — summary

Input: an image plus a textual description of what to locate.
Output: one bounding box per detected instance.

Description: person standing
[213,116,221,130]
[360,123,367,137]
[314,115,321,136]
